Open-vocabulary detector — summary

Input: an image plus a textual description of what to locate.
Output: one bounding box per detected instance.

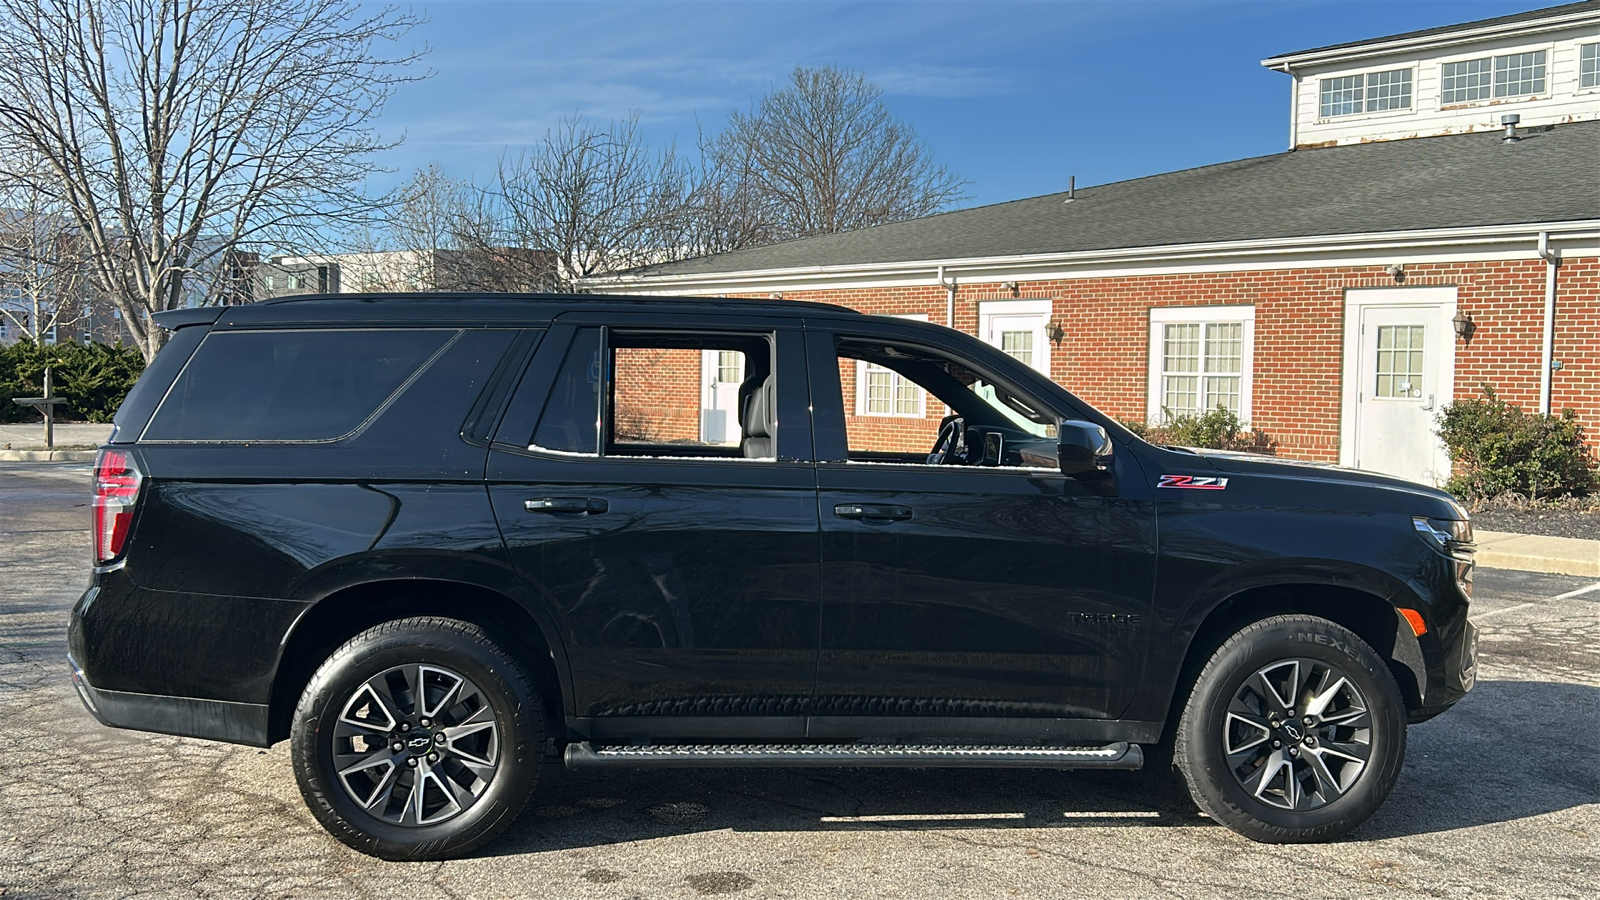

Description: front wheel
[1175,614,1406,842]
[290,616,544,860]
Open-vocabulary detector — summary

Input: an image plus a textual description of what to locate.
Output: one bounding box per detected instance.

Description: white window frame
[1493,49,1547,99]
[1579,42,1599,92]
[1317,66,1414,120]
[1146,306,1255,425]
[1439,45,1551,108]
[978,299,1052,376]
[855,313,929,418]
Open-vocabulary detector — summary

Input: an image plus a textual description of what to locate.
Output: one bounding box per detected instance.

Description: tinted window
[144,329,453,441]
[532,327,601,453]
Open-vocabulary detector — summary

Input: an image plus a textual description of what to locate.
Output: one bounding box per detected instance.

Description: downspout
[1537,231,1560,415]
[1285,65,1299,150]
[937,265,957,330]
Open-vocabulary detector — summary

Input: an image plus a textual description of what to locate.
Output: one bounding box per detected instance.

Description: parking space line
[1475,581,1600,619]
[821,812,1026,823]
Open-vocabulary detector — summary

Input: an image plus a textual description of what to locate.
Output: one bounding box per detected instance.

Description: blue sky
[375,0,1545,209]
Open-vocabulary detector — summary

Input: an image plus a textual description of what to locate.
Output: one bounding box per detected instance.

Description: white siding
[1289,23,1600,148]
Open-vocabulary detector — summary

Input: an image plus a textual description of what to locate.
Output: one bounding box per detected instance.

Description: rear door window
[143,329,455,441]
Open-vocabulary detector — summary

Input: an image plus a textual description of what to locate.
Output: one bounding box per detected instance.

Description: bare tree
[490,114,694,290]
[0,0,425,361]
[703,66,967,243]
[0,160,97,344]
[381,163,551,292]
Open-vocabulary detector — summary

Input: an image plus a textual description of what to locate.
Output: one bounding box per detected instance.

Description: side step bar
[564,741,1143,771]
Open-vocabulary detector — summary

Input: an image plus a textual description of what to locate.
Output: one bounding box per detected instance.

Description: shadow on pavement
[478,679,1596,856]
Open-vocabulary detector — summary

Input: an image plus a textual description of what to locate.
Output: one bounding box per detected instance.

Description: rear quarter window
[142,329,455,441]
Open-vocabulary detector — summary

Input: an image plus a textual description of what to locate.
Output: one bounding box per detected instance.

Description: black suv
[68,294,1478,859]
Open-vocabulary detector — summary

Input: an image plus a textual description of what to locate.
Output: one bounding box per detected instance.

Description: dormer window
[1443,50,1546,105]
[1494,50,1546,97]
[1581,43,1598,89]
[1318,68,1412,118]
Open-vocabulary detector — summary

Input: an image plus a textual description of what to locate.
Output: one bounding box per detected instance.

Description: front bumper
[1409,616,1478,723]
[68,651,271,747]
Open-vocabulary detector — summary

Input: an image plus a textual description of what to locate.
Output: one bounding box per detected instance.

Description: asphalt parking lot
[1,460,1595,899]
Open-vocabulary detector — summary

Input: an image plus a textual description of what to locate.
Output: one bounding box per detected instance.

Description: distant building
[256,248,560,300]
[603,1,1600,486]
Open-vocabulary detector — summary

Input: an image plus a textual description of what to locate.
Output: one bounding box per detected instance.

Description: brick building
[603,2,1600,487]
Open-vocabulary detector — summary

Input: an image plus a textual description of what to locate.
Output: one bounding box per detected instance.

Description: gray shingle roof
[1268,1,1597,61]
[629,121,1599,278]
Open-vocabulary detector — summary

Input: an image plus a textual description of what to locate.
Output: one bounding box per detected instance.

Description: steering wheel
[927,415,967,465]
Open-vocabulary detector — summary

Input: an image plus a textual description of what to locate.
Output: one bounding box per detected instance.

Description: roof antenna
[1063,175,1076,204]
[1501,113,1520,143]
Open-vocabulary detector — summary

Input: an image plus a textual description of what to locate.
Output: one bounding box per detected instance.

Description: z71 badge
[1158,474,1230,490]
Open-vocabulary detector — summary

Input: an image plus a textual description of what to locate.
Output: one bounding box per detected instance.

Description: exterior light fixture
[1452,310,1474,342]
[1045,316,1065,345]
[1386,263,1405,282]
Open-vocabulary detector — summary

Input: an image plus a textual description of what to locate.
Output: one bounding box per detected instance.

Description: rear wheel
[1175,614,1406,842]
[290,616,543,860]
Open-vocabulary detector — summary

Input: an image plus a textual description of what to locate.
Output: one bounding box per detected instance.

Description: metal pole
[43,366,54,450]
[1537,232,1560,416]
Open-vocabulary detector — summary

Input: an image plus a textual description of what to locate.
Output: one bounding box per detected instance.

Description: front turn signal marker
[1400,608,1428,637]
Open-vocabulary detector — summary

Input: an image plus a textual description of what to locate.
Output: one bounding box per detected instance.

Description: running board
[564,741,1143,771]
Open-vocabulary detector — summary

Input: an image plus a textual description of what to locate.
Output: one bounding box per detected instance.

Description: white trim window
[1580,43,1599,90]
[1318,67,1412,118]
[978,298,1052,376]
[855,313,928,417]
[1147,306,1255,423]
[1442,50,1546,105]
[1494,50,1546,98]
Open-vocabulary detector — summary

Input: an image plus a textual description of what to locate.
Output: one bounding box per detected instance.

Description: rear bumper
[68,651,271,747]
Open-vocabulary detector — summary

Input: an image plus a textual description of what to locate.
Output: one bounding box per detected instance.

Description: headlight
[1413,516,1475,598]
[1412,516,1472,554]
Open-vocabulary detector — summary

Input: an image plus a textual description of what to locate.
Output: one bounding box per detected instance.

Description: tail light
[93,449,143,564]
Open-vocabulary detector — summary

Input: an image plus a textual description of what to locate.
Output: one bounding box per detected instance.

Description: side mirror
[1058,420,1113,477]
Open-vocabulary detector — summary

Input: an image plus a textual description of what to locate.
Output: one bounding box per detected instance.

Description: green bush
[1121,405,1275,453]
[1,339,145,424]
[1436,385,1595,500]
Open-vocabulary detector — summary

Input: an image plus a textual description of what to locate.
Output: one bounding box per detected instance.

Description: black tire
[1174,614,1406,843]
[290,616,544,860]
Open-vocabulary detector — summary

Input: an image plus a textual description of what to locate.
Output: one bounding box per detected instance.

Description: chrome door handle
[834,503,912,522]
[525,497,608,515]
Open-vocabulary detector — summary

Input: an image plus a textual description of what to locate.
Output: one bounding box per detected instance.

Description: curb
[1475,529,1600,578]
[0,450,97,462]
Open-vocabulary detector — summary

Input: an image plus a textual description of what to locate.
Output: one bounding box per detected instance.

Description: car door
[803,323,1158,738]
[486,314,819,741]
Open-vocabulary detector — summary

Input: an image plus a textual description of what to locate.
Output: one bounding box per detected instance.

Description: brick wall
[717,256,1600,464]
[613,347,702,443]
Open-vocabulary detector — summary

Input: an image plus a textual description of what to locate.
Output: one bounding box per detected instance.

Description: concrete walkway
[1475,529,1600,578]
[0,423,114,460]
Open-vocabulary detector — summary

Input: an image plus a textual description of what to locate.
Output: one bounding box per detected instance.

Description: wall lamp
[1452,310,1475,343]
[1045,315,1065,346]
[1386,263,1406,282]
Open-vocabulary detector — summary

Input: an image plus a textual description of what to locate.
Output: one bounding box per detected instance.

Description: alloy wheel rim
[332,664,501,826]
[1222,657,1373,811]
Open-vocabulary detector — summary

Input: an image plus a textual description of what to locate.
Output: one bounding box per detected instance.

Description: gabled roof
[1262,1,1600,68]
[620,120,1599,280]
